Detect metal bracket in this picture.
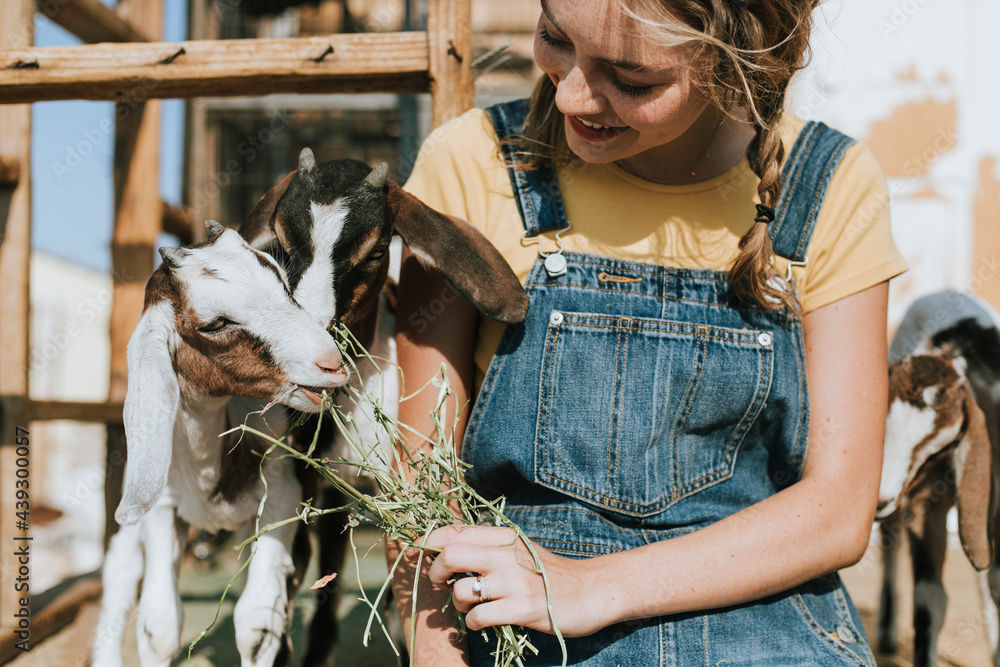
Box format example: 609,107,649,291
522,222,572,277
786,256,808,284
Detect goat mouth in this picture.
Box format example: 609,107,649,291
297,385,338,406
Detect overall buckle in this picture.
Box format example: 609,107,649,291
521,221,572,278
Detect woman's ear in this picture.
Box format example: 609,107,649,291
116,301,180,526
386,180,529,324
953,387,995,570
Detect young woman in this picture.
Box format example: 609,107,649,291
389,0,906,664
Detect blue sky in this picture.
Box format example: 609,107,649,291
31,2,188,273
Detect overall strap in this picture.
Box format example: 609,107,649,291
487,100,568,236
769,120,856,262
489,102,855,258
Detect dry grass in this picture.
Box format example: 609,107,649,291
194,324,566,667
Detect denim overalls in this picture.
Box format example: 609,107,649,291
461,100,876,666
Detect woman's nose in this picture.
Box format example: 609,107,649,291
553,64,604,116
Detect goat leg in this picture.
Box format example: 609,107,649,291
987,562,1000,665
136,503,188,667
234,464,301,667
91,524,145,667
908,466,953,667
277,521,313,665
303,484,352,667
878,510,904,654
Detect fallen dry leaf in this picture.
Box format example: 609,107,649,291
310,572,338,590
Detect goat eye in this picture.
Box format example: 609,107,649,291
369,246,389,261
198,317,233,333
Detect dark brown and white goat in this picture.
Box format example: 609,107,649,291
240,148,528,342
91,223,348,667
877,290,1000,666
239,148,528,665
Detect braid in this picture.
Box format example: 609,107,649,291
729,92,797,311
513,0,818,310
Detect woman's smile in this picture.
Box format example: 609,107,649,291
535,0,723,177
568,115,629,142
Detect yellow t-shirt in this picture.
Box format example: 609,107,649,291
404,107,907,381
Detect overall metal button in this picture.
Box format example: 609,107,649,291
549,311,564,326
758,332,773,347
835,624,856,643
544,253,568,277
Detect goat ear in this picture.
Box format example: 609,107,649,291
953,387,994,570
116,302,180,526
386,180,529,324
240,170,295,250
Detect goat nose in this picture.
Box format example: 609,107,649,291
316,349,346,376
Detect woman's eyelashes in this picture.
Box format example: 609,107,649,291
538,25,569,50
609,74,655,98
538,25,655,98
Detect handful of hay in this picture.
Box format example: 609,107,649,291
206,324,566,667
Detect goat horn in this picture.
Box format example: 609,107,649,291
365,161,389,189
205,220,225,240
298,147,317,174
158,247,185,269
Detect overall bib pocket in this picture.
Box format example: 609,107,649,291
535,310,774,517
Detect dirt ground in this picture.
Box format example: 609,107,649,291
10,529,996,666
841,535,993,667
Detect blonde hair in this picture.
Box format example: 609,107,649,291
511,0,820,311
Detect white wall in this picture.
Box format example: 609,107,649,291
28,252,111,591
789,0,1000,326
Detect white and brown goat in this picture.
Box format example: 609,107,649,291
238,148,528,665
91,223,349,667
877,290,1000,666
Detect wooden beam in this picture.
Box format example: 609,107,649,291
36,0,151,44
0,576,102,665
0,33,432,104
29,400,124,424
161,199,193,245
427,0,474,127
0,153,20,186
0,0,33,638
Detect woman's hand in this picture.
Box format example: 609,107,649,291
418,525,613,637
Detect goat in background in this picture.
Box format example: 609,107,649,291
877,290,1000,666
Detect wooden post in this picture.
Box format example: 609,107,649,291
183,0,210,241
104,0,163,549
161,200,194,245
0,0,33,640
427,0,474,127
0,154,20,186
35,0,151,44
